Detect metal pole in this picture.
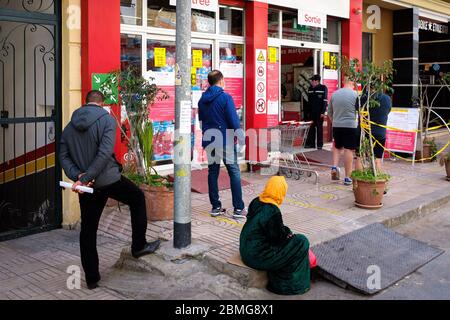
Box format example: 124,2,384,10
174,0,192,248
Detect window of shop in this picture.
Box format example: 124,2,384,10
282,11,321,43
120,1,245,166
362,32,373,64
323,18,341,45
146,0,216,33
121,34,142,73
219,7,244,36
121,0,143,25
268,9,281,38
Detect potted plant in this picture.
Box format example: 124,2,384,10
439,152,450,181
103,66,174,221
420,137,438,163
340,57,393,209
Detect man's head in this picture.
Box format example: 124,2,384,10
310,74,321,87
86,90,105,105
343,77,355,89
208,70,225,88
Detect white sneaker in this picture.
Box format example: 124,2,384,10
210,207,226,217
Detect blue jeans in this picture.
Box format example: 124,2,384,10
207,146,244,211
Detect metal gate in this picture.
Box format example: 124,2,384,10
0,0,61,240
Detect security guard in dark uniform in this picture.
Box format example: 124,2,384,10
304,74,328,149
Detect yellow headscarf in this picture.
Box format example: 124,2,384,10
259,176,288,207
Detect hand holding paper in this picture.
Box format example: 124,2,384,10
60,181,94,194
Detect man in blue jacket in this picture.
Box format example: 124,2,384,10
60,91,160,290
198,70,246,219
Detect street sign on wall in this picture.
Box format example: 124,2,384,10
91,73,118,105
255,49,267,115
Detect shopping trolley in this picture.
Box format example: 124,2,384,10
257,121,319,184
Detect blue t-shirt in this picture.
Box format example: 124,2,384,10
369,94,392,138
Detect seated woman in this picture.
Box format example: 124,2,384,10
239,176,311,295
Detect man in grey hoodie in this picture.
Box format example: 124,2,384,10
60,90,160,289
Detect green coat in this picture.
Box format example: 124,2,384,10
239,198,310,295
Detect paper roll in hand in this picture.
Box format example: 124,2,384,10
59,181,94,194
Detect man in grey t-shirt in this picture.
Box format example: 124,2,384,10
328,78,359,185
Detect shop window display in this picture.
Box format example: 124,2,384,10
147,0,216,33
145,40,213,163
120,0,143,25
121,34,142,74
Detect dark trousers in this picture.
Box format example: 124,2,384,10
78,176,147,284
206,146,244,211
306,117,324,148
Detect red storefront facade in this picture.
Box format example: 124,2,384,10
80,0,363,168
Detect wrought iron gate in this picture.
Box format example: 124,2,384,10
0,0,61,240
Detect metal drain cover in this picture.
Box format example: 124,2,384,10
312,223,444,294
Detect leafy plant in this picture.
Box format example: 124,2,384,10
438,151,450,166
340,57,394,182
103,66,169,186
423,137,438,161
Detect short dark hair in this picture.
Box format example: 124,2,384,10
208,70,224,86
86,90,105,104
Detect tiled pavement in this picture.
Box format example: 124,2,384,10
99,149,450,265
1,138,449,300
0,231,128,300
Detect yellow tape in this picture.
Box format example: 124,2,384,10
360,126,450,162
360,112,450,133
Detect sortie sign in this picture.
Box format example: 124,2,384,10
298,10,327,28
170,0,218,13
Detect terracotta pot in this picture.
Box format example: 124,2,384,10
416,144,432,163
140,184,174,221
353,178,387,209
446,161,450,179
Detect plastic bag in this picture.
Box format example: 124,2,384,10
309,249,317,269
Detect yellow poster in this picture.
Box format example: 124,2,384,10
154,48,166,67
236,45,243,58
269,47,277,63
323,51,330,67
191,67,197,86
192,50,203,68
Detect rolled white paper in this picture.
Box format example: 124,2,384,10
59,181,94,194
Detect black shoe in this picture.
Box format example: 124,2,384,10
86,275,100,290
132,240,161,259
87,282,99,290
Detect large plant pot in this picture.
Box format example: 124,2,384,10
416,144,432,163
140,184,174,221
445,161,450,181
353,179,387,210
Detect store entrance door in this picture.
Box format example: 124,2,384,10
280,46,316,122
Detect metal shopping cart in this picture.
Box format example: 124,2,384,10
257,121,319,184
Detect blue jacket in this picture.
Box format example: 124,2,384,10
198,86,243,148
368,93,392,138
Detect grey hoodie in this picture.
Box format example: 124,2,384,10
60,104,122,189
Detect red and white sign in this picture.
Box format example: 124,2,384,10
385,108,420,154
255,49,267,115
170,0,218,12
298,10,327,28
220,62,244,109
267,55,280,127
